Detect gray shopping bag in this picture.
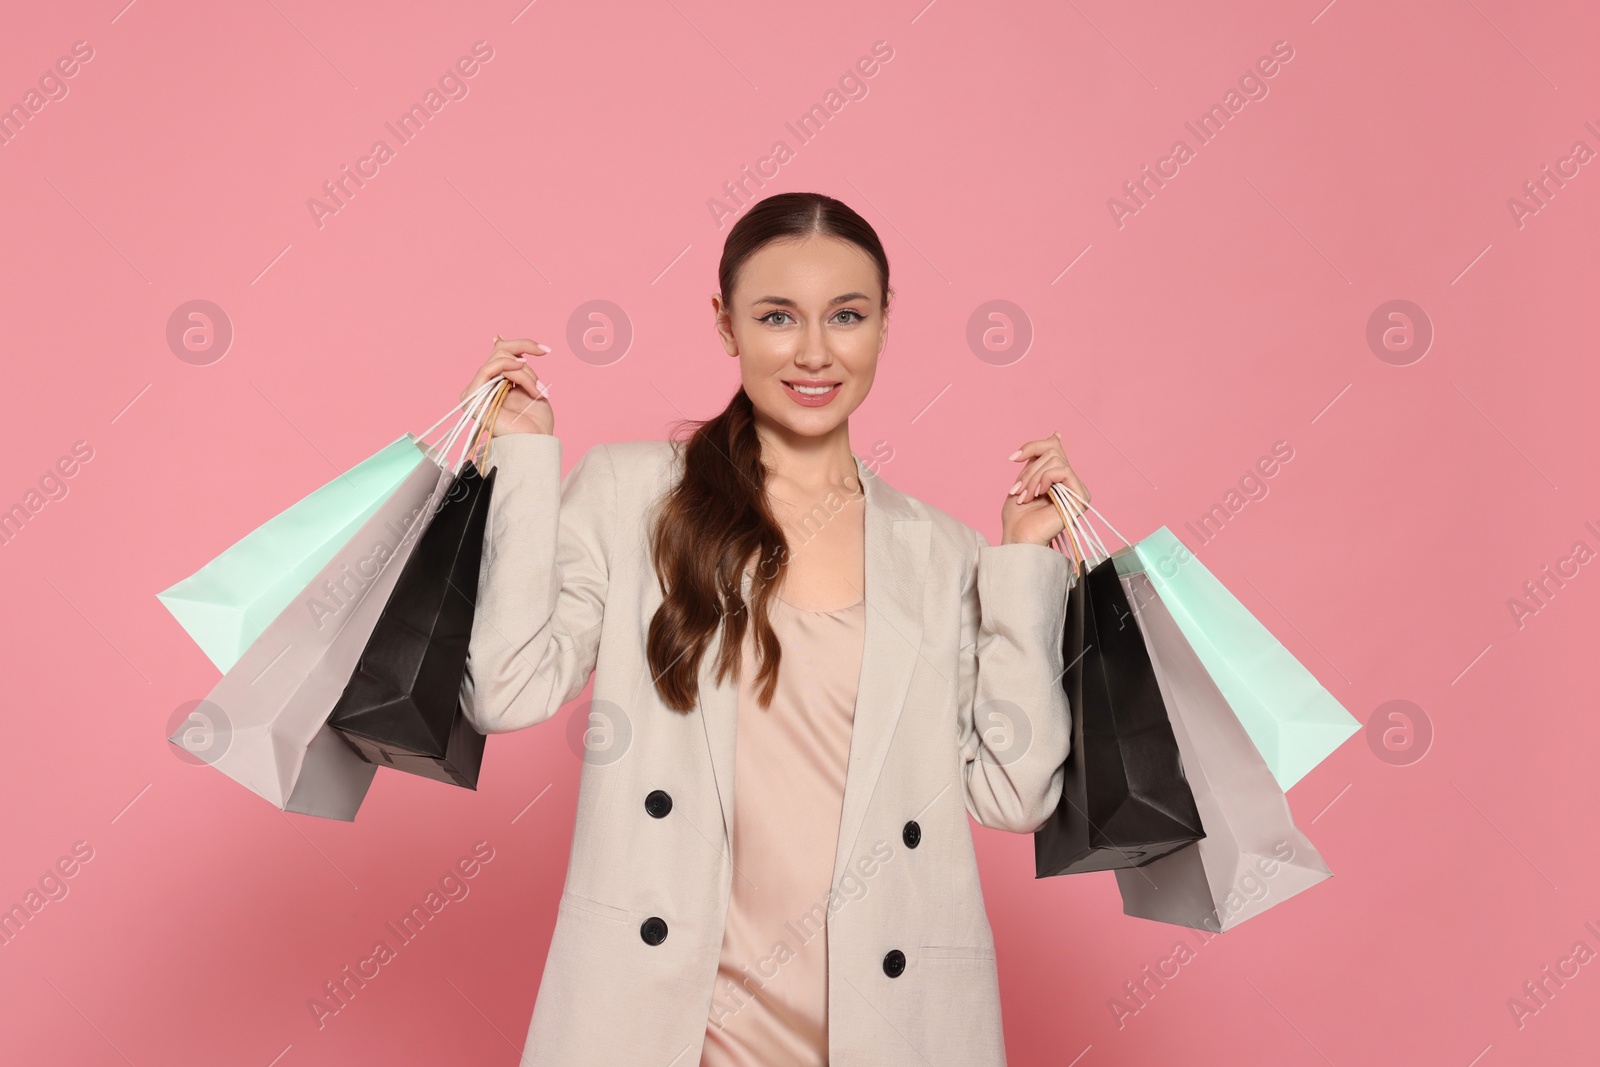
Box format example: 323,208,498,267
1112,568,1332,932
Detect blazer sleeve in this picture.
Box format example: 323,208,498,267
956,527,1075,833
458,433,615,734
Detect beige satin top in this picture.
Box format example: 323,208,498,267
700,592,866,1067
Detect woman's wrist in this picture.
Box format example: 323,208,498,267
999,527,1054,547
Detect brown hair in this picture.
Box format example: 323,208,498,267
646,192,891,711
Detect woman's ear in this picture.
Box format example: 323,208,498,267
711,293,739,356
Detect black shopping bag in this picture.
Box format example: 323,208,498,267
327,459,498,788
1034,552,1205,876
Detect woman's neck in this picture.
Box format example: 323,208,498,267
752,413,860,495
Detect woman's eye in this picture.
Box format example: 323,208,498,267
759,309,865,326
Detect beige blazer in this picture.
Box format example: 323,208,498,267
459,431,1074,1066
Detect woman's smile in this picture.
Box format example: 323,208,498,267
782,378,843,406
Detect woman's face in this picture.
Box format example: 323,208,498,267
713,234,888,440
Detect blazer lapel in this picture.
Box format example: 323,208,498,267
694,453,930,885
832,454,928,885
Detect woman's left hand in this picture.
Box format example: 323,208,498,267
1000,432,1091,547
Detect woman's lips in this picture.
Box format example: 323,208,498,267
782,380,842,408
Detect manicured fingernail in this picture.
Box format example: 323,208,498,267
1008,449,1022,461
534,344,551,353
1009,480,1022,494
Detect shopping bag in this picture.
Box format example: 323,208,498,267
1033,509,1206,876
1048,485,1357,790
327,397,502,788
166,380,507,819
157,435,428,673
1112,567,1332,931
1131,526,1359,791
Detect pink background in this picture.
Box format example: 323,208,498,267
2,0,1596,1063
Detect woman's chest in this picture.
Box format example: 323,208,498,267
774,495,866,611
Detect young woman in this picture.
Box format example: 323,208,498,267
457,192,1091,1067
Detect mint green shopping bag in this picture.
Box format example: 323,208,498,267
158,436,428,673
1051,485,1360,792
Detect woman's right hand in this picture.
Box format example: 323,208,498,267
461,336,555,436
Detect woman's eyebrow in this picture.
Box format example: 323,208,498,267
752,292,872,308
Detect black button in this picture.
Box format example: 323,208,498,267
640,916,668,945
902,820,921,848
645,789,673,818
882,949,906,978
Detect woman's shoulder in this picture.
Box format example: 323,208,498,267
576,438,682,505
585,438,679,482
867,470,982,561
592,437,679,468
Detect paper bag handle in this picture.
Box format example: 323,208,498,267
465,380,513,471
1047,490,1088,577
1049,482,1125,566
